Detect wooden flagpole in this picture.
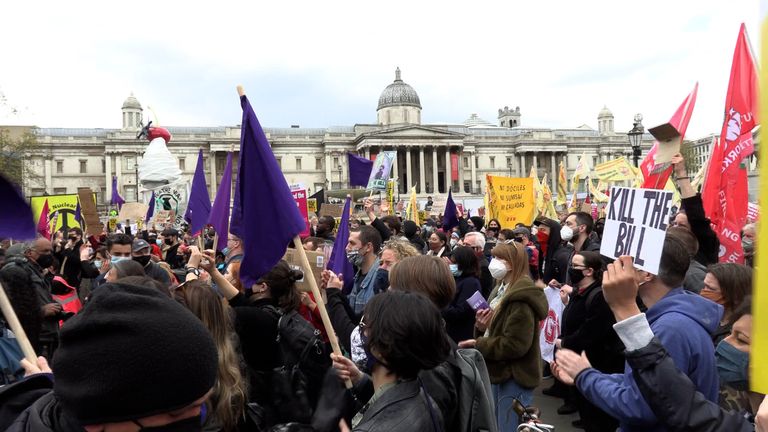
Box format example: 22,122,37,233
0,281,37,364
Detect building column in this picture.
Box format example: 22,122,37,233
458,151,464,192
419,147,426,194
550,152,557,191
445,147,452,192
470,152,477,193
519,152,526,176
104,153,112,202
432,147,439,193
532,152,538,175
325,153,332,186
392,149,399,185
364,148,370,159
209,151,217,197
44,157,53,195
511,151,519,177
115,153,123,197
405,148,412,189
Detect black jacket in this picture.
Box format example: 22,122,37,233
627,337,753,432
3,257,57,345
353,378,444,432
324,288,360,354
370,218,392,242
54,240,99,289
6,391,83,432
560,281,624,373
681,194,720,266
142,261,171,286
443,275,479,343
542,243,572,284
478,256,494,299
161,242,185,269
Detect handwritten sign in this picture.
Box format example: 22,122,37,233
600,187,674,274
486,175,535,227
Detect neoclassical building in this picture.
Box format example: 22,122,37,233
20,69,661,205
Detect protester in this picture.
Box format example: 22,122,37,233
511,227,540,280
173,280,247,431
497,229,516,242
132,238,171,286
381,215,402,238
463,231,494,299
458,242,548,431
363,198,393,242
427,231,451,258
120,275,170,297
535,218,572,285
147,230,163,259
53,227,99,290
221,234,244,293
379,238,420,272
487,218,501,232
346,226,388,316
469,216,485,233
552,232,722,432
444,246,482,343
303,236,324,251
563,212,601,254
160,227,185,269
557,250,624,432
0,282,218,432
330,291,451,431
0,263,42,354
105,259,145,283
667,226,707,293
741,223,755,268
402,220,426,252
701,262,752,344
313,215,336,243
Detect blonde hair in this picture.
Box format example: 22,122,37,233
491,242,529,290
382,238,420,263
174,281,246,431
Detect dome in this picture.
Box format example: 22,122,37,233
377,68,422,110
598,105,613,118
122,93,142,110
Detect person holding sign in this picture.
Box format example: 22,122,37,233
553,232,723,432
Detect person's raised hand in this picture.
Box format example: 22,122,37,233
364,198,375,215
458,339,476,349
554,349,592,385
671,152,687,178
20,356,52,377
198,250,216,273
603,255,642,321
79,243,92,261
331,353,362,385
187,246,202,268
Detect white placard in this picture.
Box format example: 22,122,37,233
600,187,674,275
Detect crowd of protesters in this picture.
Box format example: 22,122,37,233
0,152,765,432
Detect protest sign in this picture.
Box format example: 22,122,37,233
594,157,635,182
31,193,94,233
283,248,325,293
366,151,396,191
307,198,318,214
486,175,535,227
118,202,149,223
600,186,674,274
291,188,310,237
319,203,344,218
77,188,102,236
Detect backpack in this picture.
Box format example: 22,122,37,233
262,306,331,424
0,326,24,385
454,348,498,432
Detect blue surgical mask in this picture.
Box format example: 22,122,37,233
222,247,231,257
110,256,130,265
449,264,462,277
716,340,750,391
155,239,163,246
93,260,102,269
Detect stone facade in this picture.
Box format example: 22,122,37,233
19,69,669,205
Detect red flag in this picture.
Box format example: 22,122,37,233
641,83,699,189
37,199,51,240
702,23,759,264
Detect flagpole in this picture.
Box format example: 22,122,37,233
292,236,353,389
0,281,37,364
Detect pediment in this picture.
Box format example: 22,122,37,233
359,125,465,140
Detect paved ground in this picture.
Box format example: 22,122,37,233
529,377,581,431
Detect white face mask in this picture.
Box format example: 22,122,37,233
488,258,509,280
560,226,574,242
450,239,458,248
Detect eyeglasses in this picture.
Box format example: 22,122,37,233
571,265,587,270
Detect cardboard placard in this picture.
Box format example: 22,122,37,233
319,204,344,218
283,248,325,293
77,188,103,236
600,187,674,274
118,202,149,223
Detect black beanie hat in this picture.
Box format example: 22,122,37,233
53,282,218,425
469,216,485,231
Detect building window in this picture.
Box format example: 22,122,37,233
56,160,63,174
464,181,471,193
463,156,469,167
506,156,512,168
102,159,106,173
179,158,186,171
475,157,479,169
203,157,209,170
333,157,339,168
124,185,137,202
276,157,282,170
31,188,45,196
54,187,66,195
124,155,136,171
79,160,87,174
490,156,495,169
315,157,322,170
295,157,302,171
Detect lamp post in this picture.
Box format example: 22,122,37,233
628,113,645,168
337,165,343,190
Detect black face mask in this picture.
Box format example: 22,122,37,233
68,235,79,241
36,253,54,268
133,255,151,267
164,238,174,246
133,415,202,431
568,267,586,285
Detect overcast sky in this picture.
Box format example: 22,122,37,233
0,0,759,139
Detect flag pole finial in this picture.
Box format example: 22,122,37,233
236,85,245,97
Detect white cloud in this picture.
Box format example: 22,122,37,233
0,0,759,139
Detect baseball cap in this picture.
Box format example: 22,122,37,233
132,239,151,253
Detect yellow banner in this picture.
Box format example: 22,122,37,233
752,10,768,394
557,161,568,205
307,198,318,214
572,152,590,186
386,180,395,216
531,167,544,217
595,157,635,182
541,179,558,219
486,175,535,227
30,194,94,234
588,177,610,203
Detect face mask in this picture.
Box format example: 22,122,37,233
68,235,79,241
488,258,509,280
133,415,202,431
133,255,151,267
568,267,586,285
216,263,226,271
715,340,750,391
154,239,162,246
701,289,725,305
450,239,458,248
36,253,54,268
164,238,174,246
221,247,231,257
111,256,130,265
93,260,102,269
560,226,574,242
346,249,363,267
449,264,462,277
742,238,754,255
360,332,388,374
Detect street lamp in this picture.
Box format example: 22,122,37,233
628,113,644,167
337,165,343,189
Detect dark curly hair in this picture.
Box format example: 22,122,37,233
256,260,303,312
363,291,450,379
0,264,42,352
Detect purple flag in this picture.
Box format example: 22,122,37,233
74,200,81,222
235,95,306,286
347,153,373,187
230,154,243,237
0,174,35,240
184,149,211,235
207,152,233,247
327,197,354,294
442,189,459,232
110,176,125,209
145,191,155,222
